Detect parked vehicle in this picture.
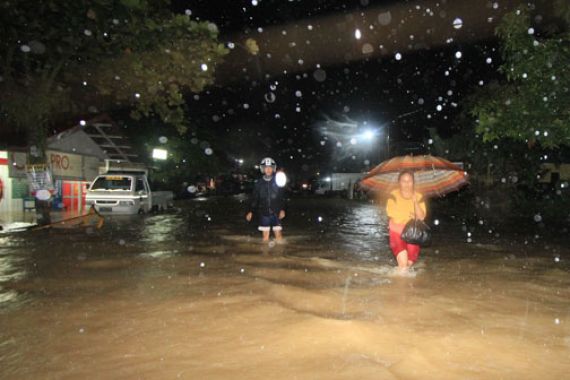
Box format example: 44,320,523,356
314,173,364,195
86,161,173,214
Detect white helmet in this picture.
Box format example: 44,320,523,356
259,157,276,173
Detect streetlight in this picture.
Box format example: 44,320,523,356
360,129,377,142
152,148,168,160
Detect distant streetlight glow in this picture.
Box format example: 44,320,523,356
152,148,168,160
361,129,377,141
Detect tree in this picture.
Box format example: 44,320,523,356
469,5,570,148
0,0,227,159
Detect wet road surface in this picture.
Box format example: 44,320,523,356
1,196,569,379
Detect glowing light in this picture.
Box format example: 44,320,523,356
201,63,208,71
364,130,376,140
152,148,168,160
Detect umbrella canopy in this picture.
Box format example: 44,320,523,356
361,155,468,197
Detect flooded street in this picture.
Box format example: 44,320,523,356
1,196,569,379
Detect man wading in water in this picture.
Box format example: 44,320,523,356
245,157,287,242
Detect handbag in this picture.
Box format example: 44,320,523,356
401,194,431,246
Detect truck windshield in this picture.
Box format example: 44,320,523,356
90,176,132,191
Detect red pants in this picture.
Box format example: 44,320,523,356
389,228,421,263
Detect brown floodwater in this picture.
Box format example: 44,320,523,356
1,196,569,379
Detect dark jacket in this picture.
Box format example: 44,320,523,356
248,176,287,216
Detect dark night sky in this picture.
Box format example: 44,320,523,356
167,0,543,177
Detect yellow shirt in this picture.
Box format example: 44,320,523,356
386,190,427,232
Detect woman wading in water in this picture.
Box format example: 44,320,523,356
386,171,427,272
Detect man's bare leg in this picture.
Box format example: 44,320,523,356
274,229,283,241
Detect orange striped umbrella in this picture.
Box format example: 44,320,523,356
361,155,468,197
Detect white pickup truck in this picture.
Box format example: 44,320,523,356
86,162,173,215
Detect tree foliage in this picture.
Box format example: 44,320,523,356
469,5,570,148
0,0,227,155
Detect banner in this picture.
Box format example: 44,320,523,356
26,164,56,197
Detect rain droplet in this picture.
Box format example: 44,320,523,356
452,18,463,29
354,29,362,40
434,219,440,225
187,185,197,193
378,11,392,26
185,9,192,16
264,92,276,103
486,57,492,64
158,136,168,143
533,214,542,223
201,63,208,71
295,90,302,97
200,262,206,268
313,69,327,82
361,43,374,54
394,52,402,60
528,27,535,35
455,51,462,59
20,44,31,53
